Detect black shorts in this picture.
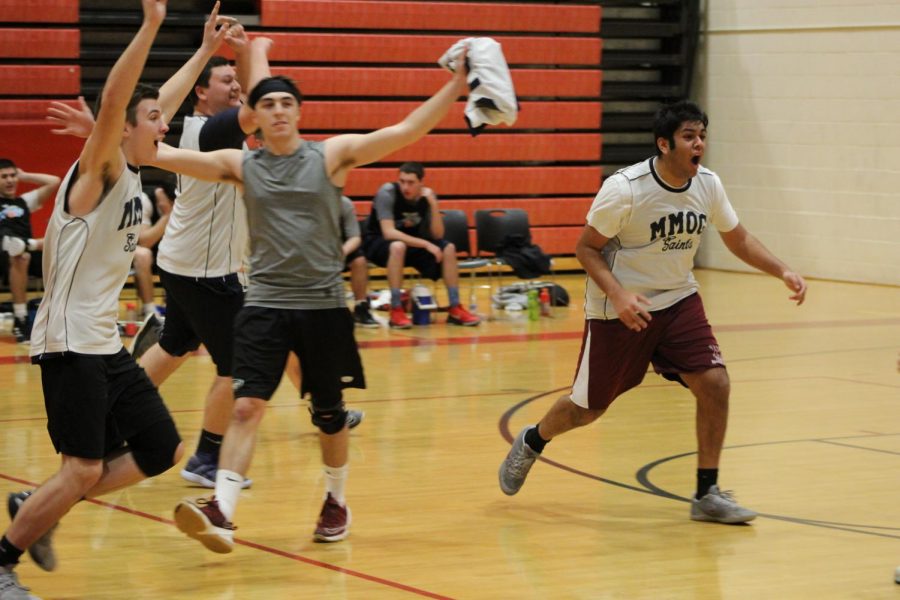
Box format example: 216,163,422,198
363,237,449,281
343,248,364,272
157,269,244,377
37,349,178,459
232,306,365,408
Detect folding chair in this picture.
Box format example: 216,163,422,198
440,209,489,310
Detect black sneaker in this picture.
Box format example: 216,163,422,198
12,317,28,344
353,301,379,328
8,491,57,572
130,313,162,359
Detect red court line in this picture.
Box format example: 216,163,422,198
0,472,455,599
2,316,899,365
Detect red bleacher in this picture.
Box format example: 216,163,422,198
222,33,601,66
273,67,602,98
0,0,78,23
0,0,605,257
298,101,602,131
261,0,601,33
0,29,79,59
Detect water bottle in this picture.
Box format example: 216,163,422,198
527,289,539,321
539,287,551,317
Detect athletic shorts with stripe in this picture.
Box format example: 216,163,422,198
570,293,725,410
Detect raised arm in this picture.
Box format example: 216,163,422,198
16,169,61,209
157,1,235,124
151,143,243,187
71,0,166,217
324,48,468,186
719,223,807,304
236,36,274,134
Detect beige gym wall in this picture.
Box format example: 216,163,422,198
693,1,900,285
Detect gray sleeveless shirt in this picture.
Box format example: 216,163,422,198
241,140,345,309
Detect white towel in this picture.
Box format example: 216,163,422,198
439,37,519,136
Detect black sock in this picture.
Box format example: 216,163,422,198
523,425,549,454
696,468,719,499
0,535,24,567
196,430,224,457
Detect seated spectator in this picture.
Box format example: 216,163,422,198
363,162,480,329
0,159,60,342
341,196,378,327
132,182,175,321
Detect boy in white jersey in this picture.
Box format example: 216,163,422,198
499,101,808,524
0,3,239,597
150,52,470,551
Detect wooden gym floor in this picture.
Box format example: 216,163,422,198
1,269,898,599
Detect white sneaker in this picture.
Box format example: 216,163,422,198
690,485,757,524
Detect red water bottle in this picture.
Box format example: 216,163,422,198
539,287,551,316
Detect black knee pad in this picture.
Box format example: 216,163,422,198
127,418,182,477
310,406,348,435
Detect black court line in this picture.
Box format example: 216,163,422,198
499,388,900,540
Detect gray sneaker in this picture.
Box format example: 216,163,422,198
0,566,37,600
346,409,365,430
130,313,162,359
690,485,757,524
498,426,540,496
7,492,57,572
180,454,252,489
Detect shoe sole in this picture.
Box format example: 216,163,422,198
690,512,757,524
389,323,412,329
180,468,253,489
174,502,234,554
447,318,480,326
313,507,352,543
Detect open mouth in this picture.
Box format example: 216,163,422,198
691,155,701,165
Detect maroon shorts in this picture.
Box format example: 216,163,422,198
570,293,725,410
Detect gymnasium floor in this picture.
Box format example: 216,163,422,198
1,269,898,599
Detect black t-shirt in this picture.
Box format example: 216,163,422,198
368,182,432,240
0,196,33,239
198,106,246,151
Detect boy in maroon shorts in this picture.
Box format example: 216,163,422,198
498,101,807,523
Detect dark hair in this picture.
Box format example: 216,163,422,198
0,158,16,171
94,83,160,126
189,56,231,106
652,100,708,156
247,75,303,109
398,161,425,180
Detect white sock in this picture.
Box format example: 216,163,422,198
324,463,349,505
215,469,244,522
12,304,26,320
26,238,37,252
142,303,157,317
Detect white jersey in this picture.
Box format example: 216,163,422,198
585,157,739,320
30,162,144,356
157,114,247,278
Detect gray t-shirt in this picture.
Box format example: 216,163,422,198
340,196,360,241
241,140,345,309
